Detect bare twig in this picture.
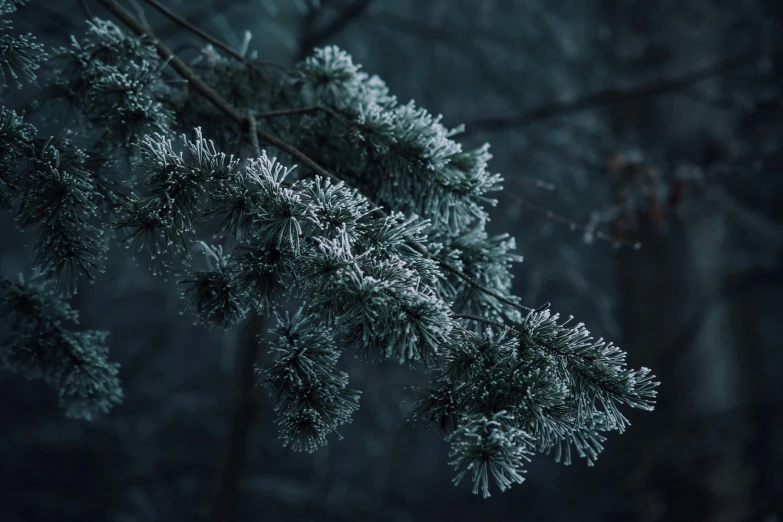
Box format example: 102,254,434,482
127,0,151,29
247,111,261,158
255,105,352,129
79,0,93,19
461,48,782,135
141,0,247,63
505,176,556,192
141,0,290,76
453,313,521,334
503,190,641,249
157,0,250,40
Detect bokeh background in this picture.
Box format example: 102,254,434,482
1,1,782,521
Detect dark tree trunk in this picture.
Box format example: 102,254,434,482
207,312,265,522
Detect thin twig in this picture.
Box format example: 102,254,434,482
79,0,94,19
461,47,782,135
247,111,261,157
255,105,352,129
504,190,641,249
141,0,290,74
505,176,556,192
453,313,521,334
127,0,151,28
141,0,247,62
404,238,532,313
157,0,249,40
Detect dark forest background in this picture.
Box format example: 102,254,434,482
1,0,782,521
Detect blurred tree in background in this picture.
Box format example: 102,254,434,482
0,1,780,521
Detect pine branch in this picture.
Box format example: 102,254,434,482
90,1,496,509
95,0,533,316
0,0,661,501
95,0,339,183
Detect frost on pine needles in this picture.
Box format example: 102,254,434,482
0,6,659,500
410,308,658,496
260,308,360,453
0,274,122,420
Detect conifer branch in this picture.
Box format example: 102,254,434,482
0,0,660,502
95,0,533,314
408,239,532,313
96,0,339,182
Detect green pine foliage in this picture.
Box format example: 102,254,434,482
410,307,657,496
0,274,122,420
0,0,659,498
0,0,44,87
261,307,361,453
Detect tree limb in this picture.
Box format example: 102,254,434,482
461,48,781,136
97,0,341,183
207,312,265,522
94,0,531,322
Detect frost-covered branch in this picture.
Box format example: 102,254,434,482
0,0,659,501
